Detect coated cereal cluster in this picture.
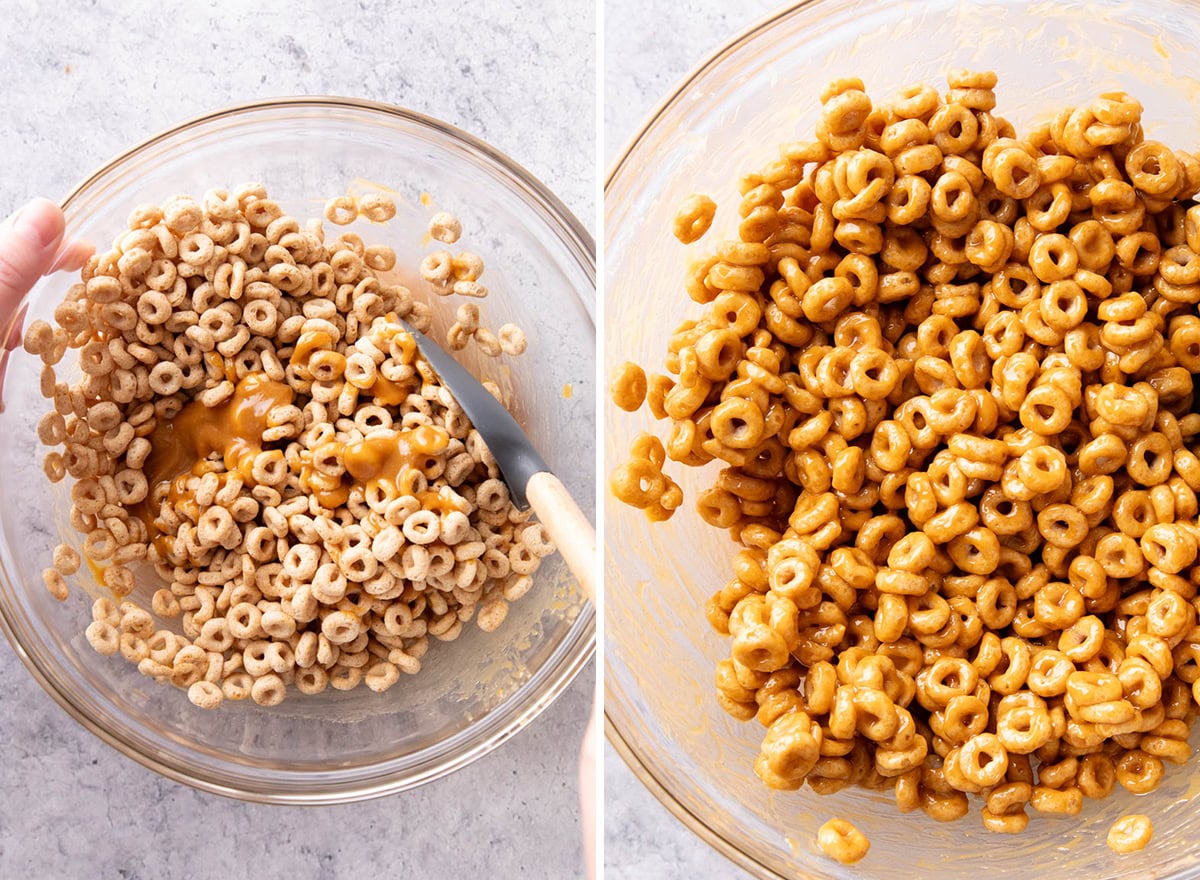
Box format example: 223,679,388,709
612,71,1200,857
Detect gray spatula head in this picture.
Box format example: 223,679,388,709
396,317,547,509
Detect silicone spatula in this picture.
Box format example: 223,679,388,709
396,317,595,602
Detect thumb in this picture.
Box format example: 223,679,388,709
0,199,66,315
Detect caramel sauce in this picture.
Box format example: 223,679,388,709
369,375,408,405
297,454,353,509
385,319,418,358
152,533,175,557
85,555,107,585
205,352,238,383
418,486,469,514
344,424,448,479
134,323,457,544
134,373,295,534
290,329,334,367
142,374,295,490
295,425,451,511
361,317,417,403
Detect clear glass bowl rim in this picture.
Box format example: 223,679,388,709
0,94,596,804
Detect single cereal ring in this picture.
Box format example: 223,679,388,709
816,818,870,864
429,211,462,244
497,323,527,356
324,196,358,226
1107,814,1152,853
673,194,718,244
188,680,224,710
358,193,396,223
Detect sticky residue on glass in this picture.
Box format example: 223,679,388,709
84,554,108,598
348,177,402,197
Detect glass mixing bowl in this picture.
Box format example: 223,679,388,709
0,98,594,803
605,1,1200,876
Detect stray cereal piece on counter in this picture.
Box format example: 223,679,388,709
1108,814,1153,853
429,211,462,244
358,192,397,223
324,196,358,226
672,194,717,244
816,818,870,865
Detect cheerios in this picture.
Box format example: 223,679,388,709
32,184,556,710
613,72,1200,847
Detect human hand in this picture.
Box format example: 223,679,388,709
0,199,93,394
0,199,92,313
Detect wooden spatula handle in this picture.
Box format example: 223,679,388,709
525,471,596,603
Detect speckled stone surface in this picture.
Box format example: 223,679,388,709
603,2,783,878
0,2,593,878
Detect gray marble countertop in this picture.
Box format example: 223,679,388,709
0,2,593,878
603,2,784,878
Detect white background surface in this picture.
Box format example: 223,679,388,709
0,1,593,878
603,1,782,878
